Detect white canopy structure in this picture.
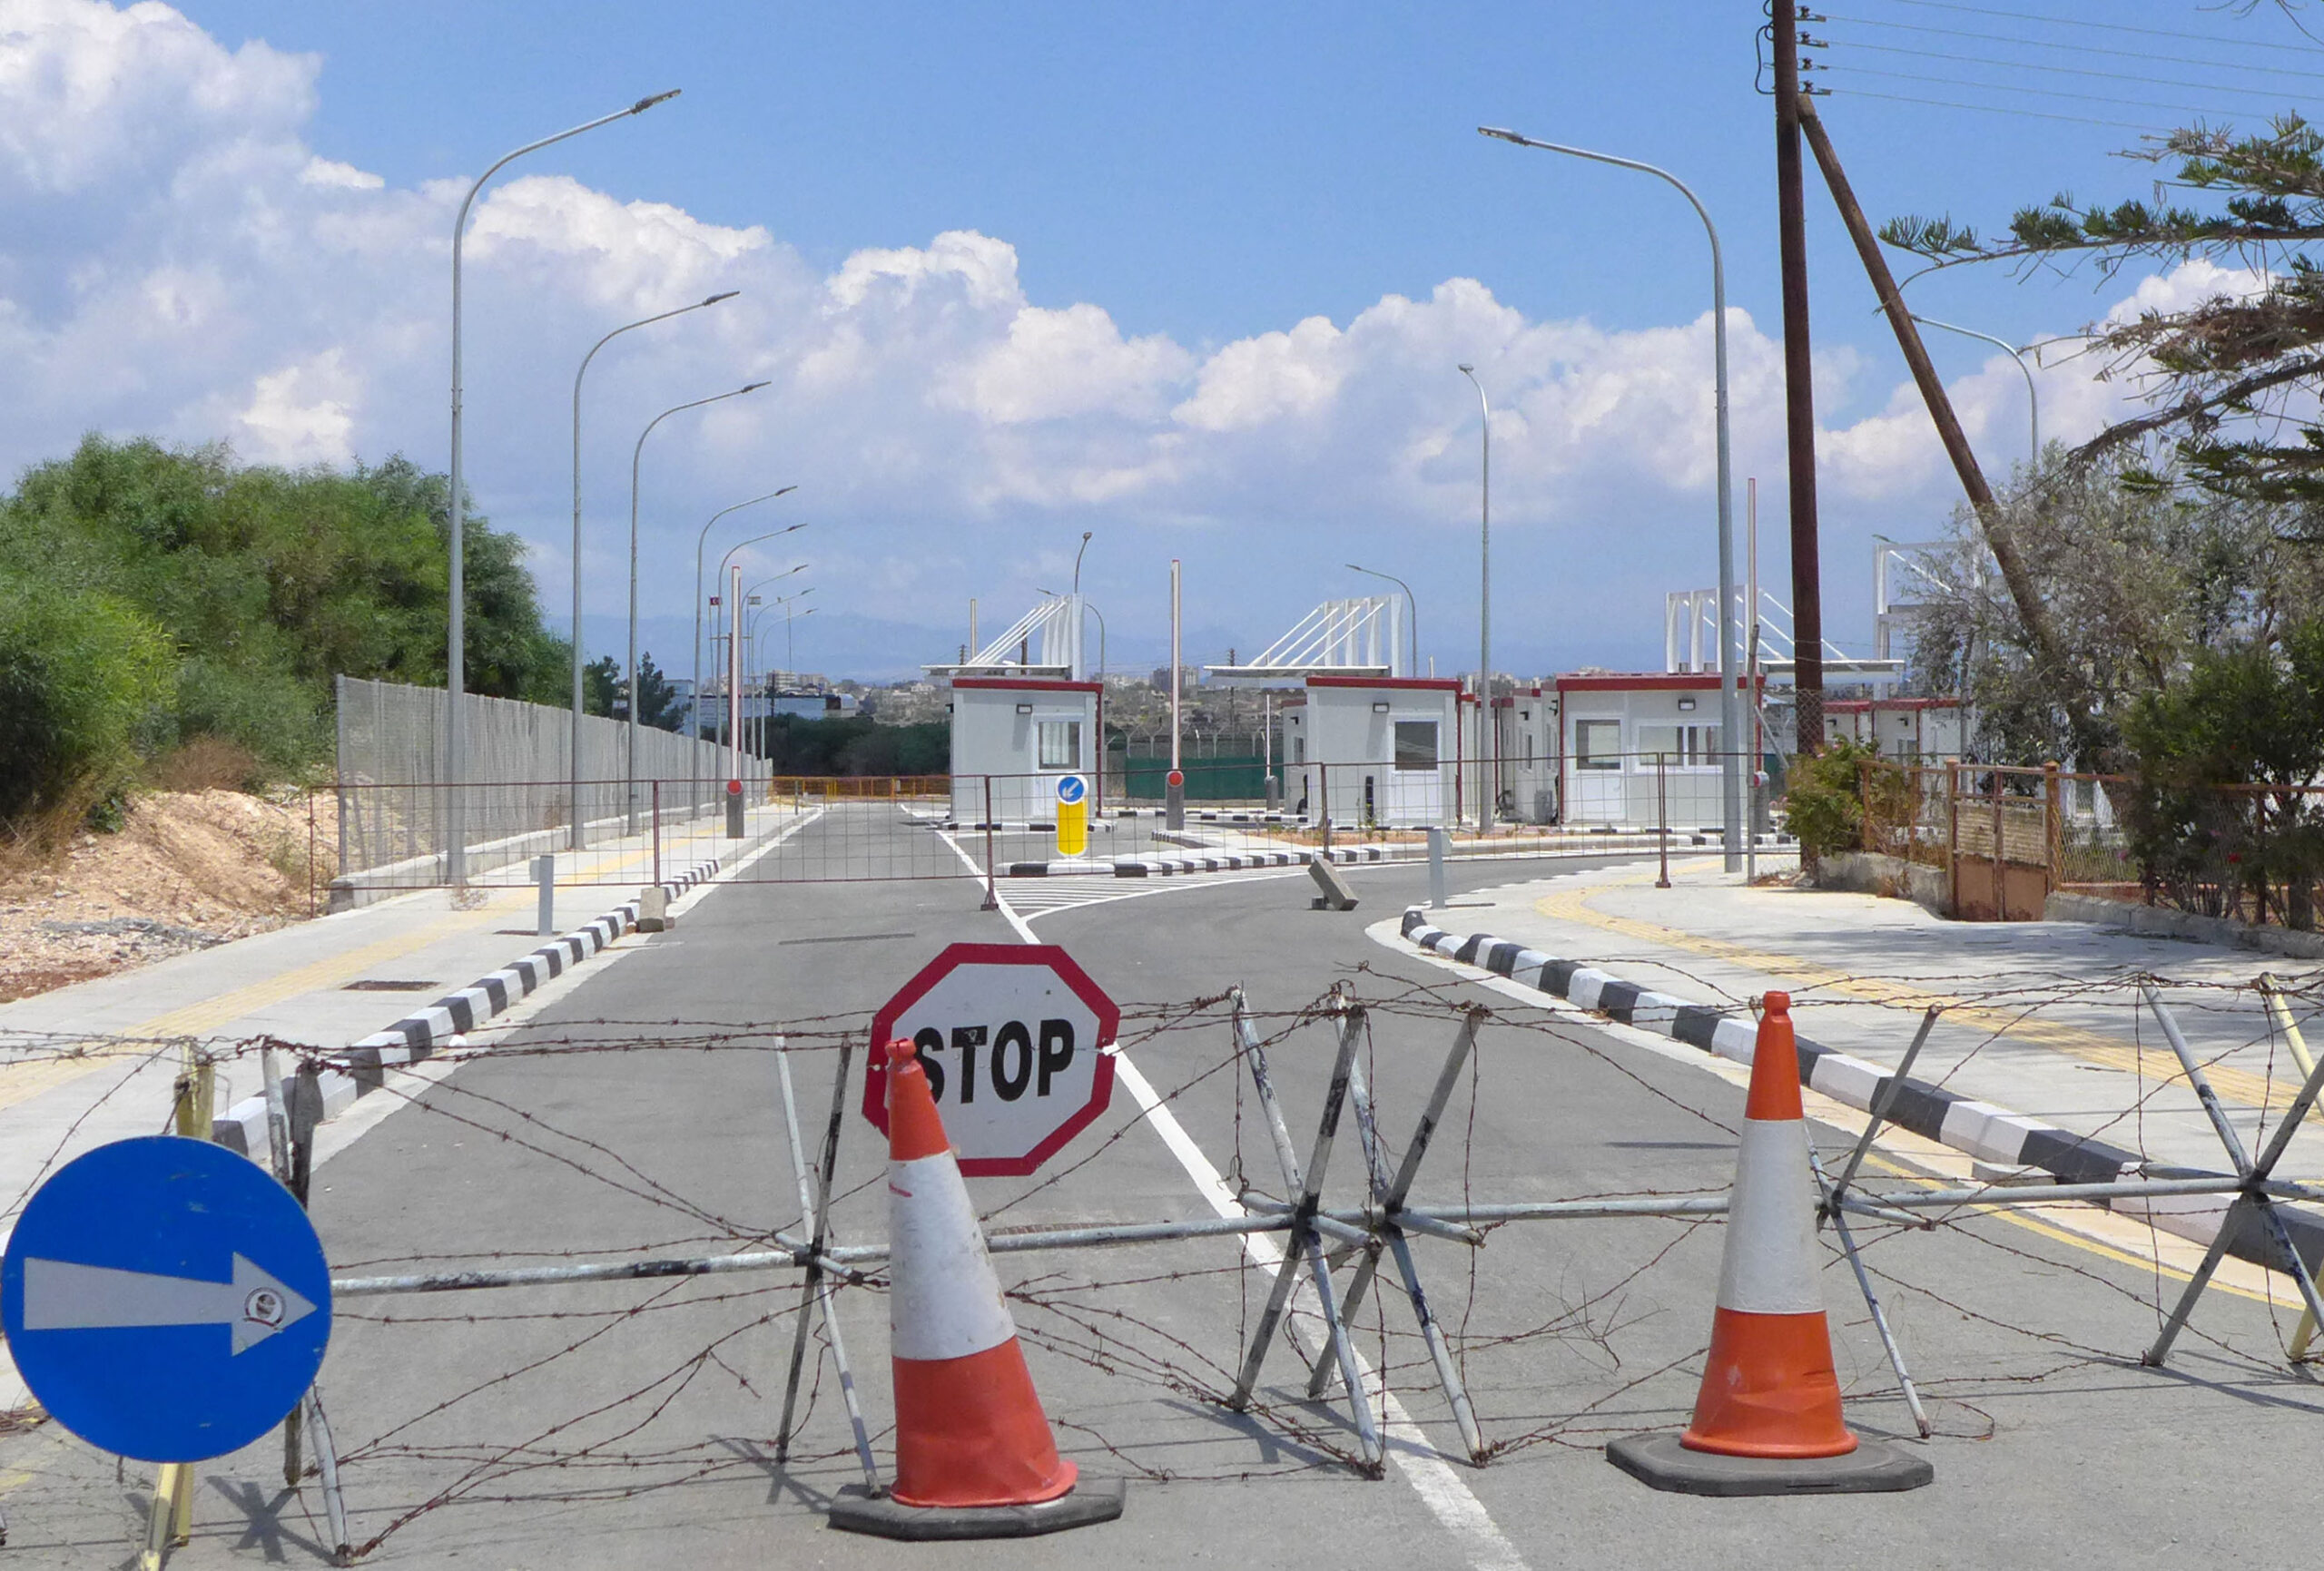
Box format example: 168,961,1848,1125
1665,586,1902,690
925,594,1088,682
1203,596,1404,687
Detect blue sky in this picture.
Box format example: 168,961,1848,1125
11,1,2319,679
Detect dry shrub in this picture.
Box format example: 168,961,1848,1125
150,736,266,794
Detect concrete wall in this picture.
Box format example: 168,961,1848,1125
2045,890,2324,960
1814,850,1949,917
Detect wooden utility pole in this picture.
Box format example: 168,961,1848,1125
1796,98,2101,766
1773,1,1825,760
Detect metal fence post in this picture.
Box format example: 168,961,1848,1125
1991,767,2006,920
982,778,1000,911
1427,826,1448,909
1319,762,1333,852
2043,760,2063,894
1656,753,1671,889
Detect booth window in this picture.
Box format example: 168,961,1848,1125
1037,719,1082,771
1393,720,1438,769
1634,723,1722,766
1576,720,1622,771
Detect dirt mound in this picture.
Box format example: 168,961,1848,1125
0,790,337,1004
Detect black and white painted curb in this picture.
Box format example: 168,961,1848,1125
1007,846,1395,879
1397,906,2324,1274
210,857,728,1159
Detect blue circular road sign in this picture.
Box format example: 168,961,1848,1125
2,1136,330,1462
1056,773,1088,806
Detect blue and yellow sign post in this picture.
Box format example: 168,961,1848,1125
1055,773,1088,858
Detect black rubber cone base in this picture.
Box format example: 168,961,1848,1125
828,1478,1127,1539
1606,1433,1933,1497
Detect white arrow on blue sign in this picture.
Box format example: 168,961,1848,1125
1056,773,1088,805
2,1135,331,1462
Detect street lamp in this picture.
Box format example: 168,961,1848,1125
1909,315,2039,465
1345,563,1419,677
446,88,679,881
569,290,740,849
1481,125,1743,871
693,496,799,800
1457,363,1492,836
626,380,770,830
1073,530,1093,594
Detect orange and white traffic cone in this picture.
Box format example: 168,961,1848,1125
1607,994,1932,1495
1680,989,1854,1458
830,1039,1125,1538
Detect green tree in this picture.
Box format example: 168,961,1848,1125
581,656,622,719
1904,454,2319,768
2122,620,2324,927
635,653,684,732
0,575,176,825
0,436,573,804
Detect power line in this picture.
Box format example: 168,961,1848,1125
1827,86,2175,136
1829,64,2268,124
1876,0,2324,55
1826,12,2324,83
1829,42,2324,107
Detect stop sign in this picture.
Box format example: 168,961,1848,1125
862,943,1120,1176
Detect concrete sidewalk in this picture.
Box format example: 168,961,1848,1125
1394,854,2324,1184
0,800,809,1231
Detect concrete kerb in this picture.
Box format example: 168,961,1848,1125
1393,905,2324,1279
210,854,733,1159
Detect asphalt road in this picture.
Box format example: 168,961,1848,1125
0,812,2314,1568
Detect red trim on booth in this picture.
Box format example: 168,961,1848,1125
1305,674,1463,692
949,676,1102,693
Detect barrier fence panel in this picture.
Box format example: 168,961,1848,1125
325,750,1804,897
40,968,2324,1559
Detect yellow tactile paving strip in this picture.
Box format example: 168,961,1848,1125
1535,863,2304,1114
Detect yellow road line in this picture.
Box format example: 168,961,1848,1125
1536,866,2304,1113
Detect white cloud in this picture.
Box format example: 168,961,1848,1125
0,0,2230,672
235,348,357,466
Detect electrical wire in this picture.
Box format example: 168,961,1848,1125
1826,12,2324,83
1830,39,2324,104
1827,64,2267,124
1825,86,2176,135
1873,0,2324,55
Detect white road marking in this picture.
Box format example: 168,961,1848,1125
987,879,1531,1571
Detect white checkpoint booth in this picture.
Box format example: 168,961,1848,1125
947,676,1101,823
1554,672,1735,831
1278,676,1462,828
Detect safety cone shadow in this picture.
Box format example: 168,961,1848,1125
828,1039,1127,1539
1607,994,1934,1497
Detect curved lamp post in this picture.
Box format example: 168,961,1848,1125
1457,364,1492,836
693,496,799,800
1481,125,1742,869
625,381,769,828
1345,563,1419,678
1910,315,2038,464
567,290,739,848
448,88,679,881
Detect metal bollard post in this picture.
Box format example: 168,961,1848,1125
534,854,555,938
1428,826,1448,908
1656,753,1671,889
981,778,1000,912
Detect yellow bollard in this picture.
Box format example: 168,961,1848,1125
143,1047,216,1566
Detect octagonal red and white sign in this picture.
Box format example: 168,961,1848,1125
862,942,1120,1177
